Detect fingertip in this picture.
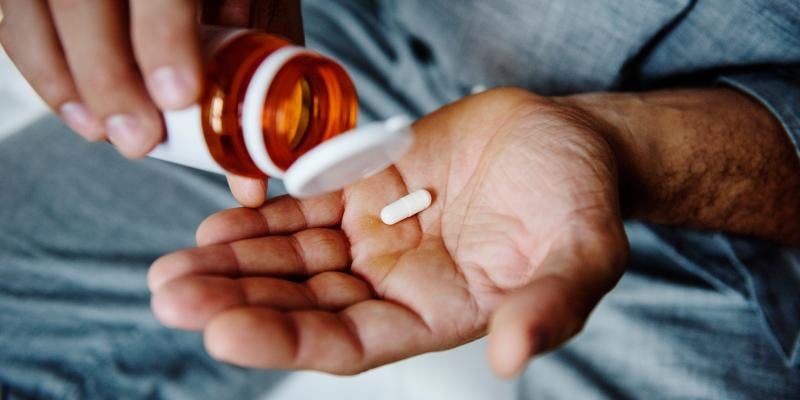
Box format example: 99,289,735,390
487,272,597,379
227,175,267,208
146,258,163,292
60,101,105,141
151,286,187,329
146,65,201,111
147,255,172,293
487,306,539,379
147,251,193,292
130,0,203,111
151,277,243,331
203,317,229,362
105,112,163,158
195,211,236,246
195,214,218,247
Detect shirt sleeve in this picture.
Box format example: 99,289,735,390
719,67,800,157
717,67,800,367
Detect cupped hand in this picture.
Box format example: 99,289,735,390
148,88,629,377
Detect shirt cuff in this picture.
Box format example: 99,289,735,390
718,68,800,158
718,68,800,367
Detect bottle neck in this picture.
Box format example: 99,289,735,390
240,46,317,178
157,31,358,180
200,32,292,178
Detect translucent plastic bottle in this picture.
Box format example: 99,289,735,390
151,29,412,198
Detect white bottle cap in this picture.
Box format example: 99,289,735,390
283,116,414,198
240,45,416,198
157,44,415,198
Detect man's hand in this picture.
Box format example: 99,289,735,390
148,88,629,377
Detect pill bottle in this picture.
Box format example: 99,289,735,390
151,28,413,198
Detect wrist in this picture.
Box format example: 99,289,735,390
556,89,800,244
553,92,656,220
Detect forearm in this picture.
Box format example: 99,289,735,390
562,88,800,246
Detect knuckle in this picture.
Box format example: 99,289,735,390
131,1,198,62
83,68,126,93
136,18,193,50
133,24,198,72
79,68,137,106
22,68,74,106
159,251,197,274
35,79,72,106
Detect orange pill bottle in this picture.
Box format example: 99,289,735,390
151,29,412,198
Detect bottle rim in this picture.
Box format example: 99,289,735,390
241,45,315,178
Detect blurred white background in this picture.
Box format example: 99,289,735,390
0,47,48,140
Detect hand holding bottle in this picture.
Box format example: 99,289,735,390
0,0,302,203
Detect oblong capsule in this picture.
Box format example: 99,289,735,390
380,189,432,225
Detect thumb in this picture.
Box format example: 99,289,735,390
487,249,624,378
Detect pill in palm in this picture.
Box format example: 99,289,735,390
380,189,432,225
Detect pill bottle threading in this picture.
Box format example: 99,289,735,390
199,32,358,178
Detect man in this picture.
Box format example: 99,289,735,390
0,0,798,398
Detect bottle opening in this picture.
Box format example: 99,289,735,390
262,55,358,170
200,33,293,179
277,76,312,151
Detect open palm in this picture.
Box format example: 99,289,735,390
148,89,629,377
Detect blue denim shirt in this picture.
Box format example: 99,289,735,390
370,0,800,366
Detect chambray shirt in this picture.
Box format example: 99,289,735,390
349,0,800,366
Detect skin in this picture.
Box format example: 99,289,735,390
148,88,629,377
3,0,799,380
0,0,298,204
148,87,800,377
566,89,800,245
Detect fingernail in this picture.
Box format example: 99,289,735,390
147,66,195,110
106,114,149,157
60,102,103,141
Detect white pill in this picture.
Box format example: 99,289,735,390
380,189,432,225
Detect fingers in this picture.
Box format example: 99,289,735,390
130,0,201,110
204,300,432,373
196,191,344,246
0,0,102,140
200,0,251,26
48,0,162,158
3,0,204,154
487,246,624,379
152,272,372,330
247,0,304,44
200,0,305,44
149,228,351,291
226,174,268,208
